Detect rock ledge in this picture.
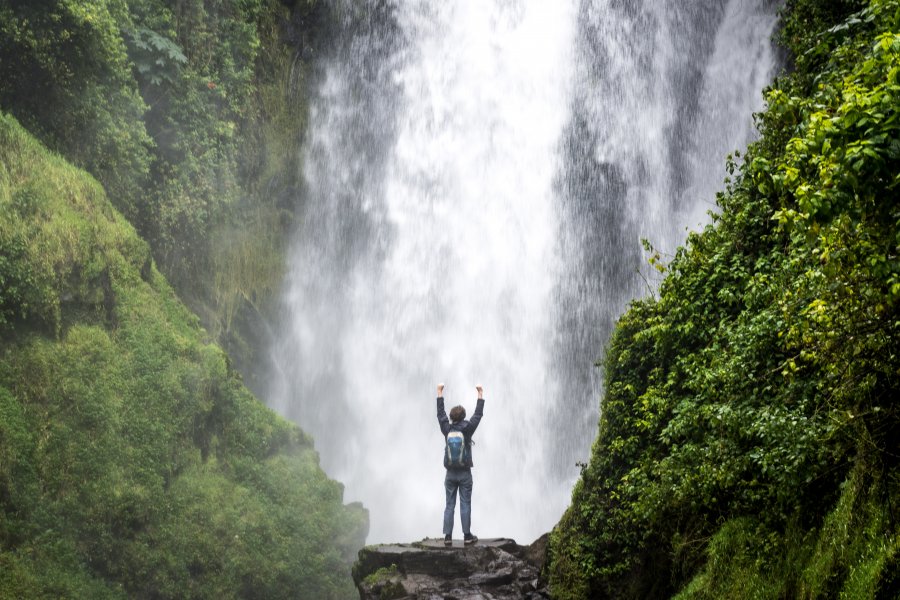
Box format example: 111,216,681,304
352,536,550,599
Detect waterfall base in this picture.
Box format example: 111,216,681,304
352,536,550,599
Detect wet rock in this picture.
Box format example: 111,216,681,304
352,537,550,599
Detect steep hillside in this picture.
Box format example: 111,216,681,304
0,0,328,386
549,0,899,598
0,113,366,598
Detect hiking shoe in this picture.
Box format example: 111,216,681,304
443,534,452,546
464,533,478,545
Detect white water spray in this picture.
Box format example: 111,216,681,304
269,0,778,544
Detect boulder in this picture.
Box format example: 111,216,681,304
352,537,550,600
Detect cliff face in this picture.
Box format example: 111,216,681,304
352,536,550,600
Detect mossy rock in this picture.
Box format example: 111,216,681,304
359,564,405,599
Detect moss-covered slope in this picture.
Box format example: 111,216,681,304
0,0,326,387
549,1,900,598
0,113,366,598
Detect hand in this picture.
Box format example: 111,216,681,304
475,385,483,399
437,383,444,396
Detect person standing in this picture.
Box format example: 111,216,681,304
436,383,484,546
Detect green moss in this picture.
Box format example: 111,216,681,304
676,464,899,600
673,518,786,600
0,113,366,598
362,564,400,586
361,565,405,600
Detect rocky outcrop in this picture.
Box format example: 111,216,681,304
352,536,550,600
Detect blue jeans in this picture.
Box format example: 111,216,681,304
443,468,473,536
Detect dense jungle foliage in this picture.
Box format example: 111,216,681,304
0,114,366,598
549,0,900,598
0,0,368,597
0,0,325,385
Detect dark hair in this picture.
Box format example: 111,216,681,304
449,405,466,423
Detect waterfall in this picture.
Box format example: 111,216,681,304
268,0,779,544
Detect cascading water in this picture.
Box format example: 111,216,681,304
268,0,779,544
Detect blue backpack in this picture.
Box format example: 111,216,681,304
445,430,467,467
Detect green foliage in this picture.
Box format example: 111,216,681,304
125,25,188,86
672,518,790,600
675,463,899,600
121,0,313,368
0,114,366,598
0,0,153,223
549,1,900,598
0,0,320,381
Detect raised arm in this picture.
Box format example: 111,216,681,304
463,385,485,435
436,383,450,435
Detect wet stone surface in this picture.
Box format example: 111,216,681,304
352,536,550,600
